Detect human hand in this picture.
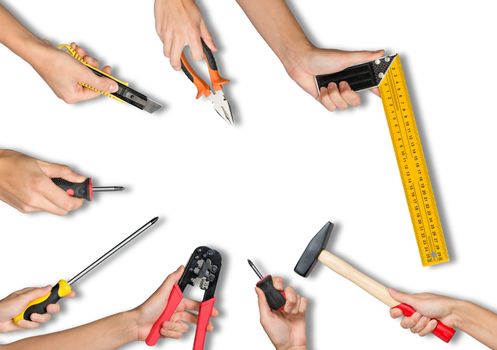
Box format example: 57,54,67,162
154,0,216,70
256,277,307,350
0,285,75,333
389,289,459,337
0,149,85,215
134,266,219,341
28,41,118,104
285,47,384,111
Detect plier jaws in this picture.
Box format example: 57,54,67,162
181,40,233,124
146,246,222,349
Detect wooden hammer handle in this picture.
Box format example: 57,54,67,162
318,250,397,307
317,250,456,343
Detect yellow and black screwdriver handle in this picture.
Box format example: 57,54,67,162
13,280,72,324
180,39,229,99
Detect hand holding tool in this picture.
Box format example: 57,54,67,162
58,44,162,113
13,217,159,324
180,40,233,124
316,55,449,266
248,259,286,311
146,246,222,349
52,177,124,201
294,222,456,343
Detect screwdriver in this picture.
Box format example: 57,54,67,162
13,217,159,324
52,177,125,201
248,259,286,311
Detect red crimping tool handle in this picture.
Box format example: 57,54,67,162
146,284,183,346
193,297,216,350
395,303,456,343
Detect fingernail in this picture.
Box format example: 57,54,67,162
109,83,118,93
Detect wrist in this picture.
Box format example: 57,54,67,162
280,39,314,72
451,299,472,329
119,310,141,342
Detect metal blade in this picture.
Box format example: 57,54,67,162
92,186,125,192
208,90,234,124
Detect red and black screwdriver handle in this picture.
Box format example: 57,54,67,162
257,275,286,311
145,284,216,350
180,39,229,99
52,178,93,201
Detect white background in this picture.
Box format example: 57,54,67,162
0,0,495,349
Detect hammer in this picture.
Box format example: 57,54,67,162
294,222,455,343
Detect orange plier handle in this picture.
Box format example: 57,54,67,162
180,39,229,99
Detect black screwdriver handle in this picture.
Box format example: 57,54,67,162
257,275,286,311
52,178,92,201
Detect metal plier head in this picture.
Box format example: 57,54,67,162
180,40,234,124
146,246,222,349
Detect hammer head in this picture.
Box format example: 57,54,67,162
294,222,334,277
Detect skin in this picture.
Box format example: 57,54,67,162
389,289,497,348
154,0,217,70
0,267,218,350
0,150,85,215
0,4,117,103
256,277,307,350
0,286,75,333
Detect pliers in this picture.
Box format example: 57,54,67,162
146,246,222,349
181,40,233,124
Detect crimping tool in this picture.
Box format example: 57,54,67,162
146,246,222,349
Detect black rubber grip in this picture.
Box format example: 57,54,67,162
316,61,378,91
23,284,63,321
257,275,286,311
52,178,91,201
201,39,218,71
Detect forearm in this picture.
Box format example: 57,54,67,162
0,4,46,65
3,311,138,350
453,301,497,348
235,0,313,69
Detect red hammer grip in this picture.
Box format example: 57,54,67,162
395,303,456,343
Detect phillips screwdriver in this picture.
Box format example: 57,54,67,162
13,217,159,324
248,259,286,311
52,178,125,201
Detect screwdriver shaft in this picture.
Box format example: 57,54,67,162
92,186,125,192
68,217,159,285
248,259,264,279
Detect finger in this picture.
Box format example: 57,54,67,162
102,65,112,75
299,297,308,314
291,294,302,315
340,49,385,69
30,313,51,323
18,285,51,307
16,319,41,329
327,82,348,110
162,320,189,333
283,287,298,314
318,87,336,112
199,20,217,52
400,312,422,330
11,287,36,296
162,31,173,58
419,319,438,336
79,70,119,99
188,35,203,61
181,298,201,312
83,55,99,68
390,308,404,319
170,39,184,71
36,177,84,213
160,329,183,339
255,287,271,316
46,303,60,314
370,87,381,97
30,195,69,215
154,266,184,301
272,276,284,291
411,316,430,333
71,43,88,59
171,310,196,324
339,81,361,107
37,162,86,183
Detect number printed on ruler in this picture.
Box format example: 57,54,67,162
379,56,450,266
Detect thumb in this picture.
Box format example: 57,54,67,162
255,287,272,317
160,266,185,297
82,70,119,94
339,49,385,70
389,288,416,306
199,20,217,52
37,161,86,183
